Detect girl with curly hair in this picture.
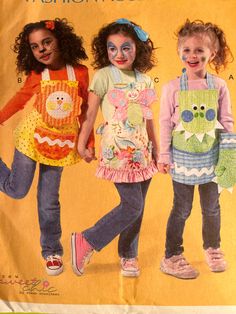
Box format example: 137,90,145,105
0,18,94,276
158,19,235,279
71,18,158,277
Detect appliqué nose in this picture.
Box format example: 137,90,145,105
57,99,63,105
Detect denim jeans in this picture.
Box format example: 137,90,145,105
165,180,221,258
0,149,63,258
83,179,151,258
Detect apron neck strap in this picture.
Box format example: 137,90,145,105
110,65,141,84
41,64,76,81
180,71,215,90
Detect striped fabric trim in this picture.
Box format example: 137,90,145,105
171,145,218,185
219,133,236,149
110,65,142,83
180,72,215,91
174,163,215,177
172,145,218,167
171,171,216,185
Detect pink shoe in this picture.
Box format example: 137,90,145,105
205,247,227,272
120,257,140,277
45,255,63,276
71,233,94,276
160,254,199,279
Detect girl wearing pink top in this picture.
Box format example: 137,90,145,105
158,19,235,279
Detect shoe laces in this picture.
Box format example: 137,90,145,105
83,247,93,263
46,254,62,262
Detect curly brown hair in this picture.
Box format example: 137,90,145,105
176,19,233,73
91,20,156,73
13,18,88,74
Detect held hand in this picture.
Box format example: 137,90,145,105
87,147,97,162
78,143,97,163
157,162,170,174
83,148,95,163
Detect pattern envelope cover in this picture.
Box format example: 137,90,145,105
0,1,236,314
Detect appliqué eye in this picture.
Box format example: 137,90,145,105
200,104,206,110
192,104,198,111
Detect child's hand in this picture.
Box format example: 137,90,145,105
83,148,96,163
87,147,97,162
157,163,170,174
78,144,96,163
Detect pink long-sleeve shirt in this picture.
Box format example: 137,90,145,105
159,76,234,164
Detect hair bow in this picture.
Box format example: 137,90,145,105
45,20,55,30
115,18,149,42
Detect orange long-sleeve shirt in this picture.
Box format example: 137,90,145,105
0,64,94,147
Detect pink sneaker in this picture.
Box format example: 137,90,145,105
45,255,63,276
160,254,199,279
71,232,94,276
205,247,227,272
120,257,140,277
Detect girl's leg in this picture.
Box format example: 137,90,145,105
118,179,151,258
83,182,145,251
199,182,226,272
0,149,36,199
37,164,63,259
160,181,199,279
165,180,194,258
199,182,221,249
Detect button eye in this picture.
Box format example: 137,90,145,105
192,104,198,111
200,104,206,110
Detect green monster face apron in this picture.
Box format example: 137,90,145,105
171,71,224,185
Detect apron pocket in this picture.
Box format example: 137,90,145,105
34,126,76,160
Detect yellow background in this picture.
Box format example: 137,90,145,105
0,0,236,312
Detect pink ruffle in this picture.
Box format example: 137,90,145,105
95,161,158,183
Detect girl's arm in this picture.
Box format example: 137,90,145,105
146,119,158,165
76,65,95,149
218,81,234,132
158,83,175,173
77,91,100,162
0,73,39,125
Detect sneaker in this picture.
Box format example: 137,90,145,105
160,254,199,279
45,255,63,276
71,232,94,276
120,257,140,277
205,247,227,272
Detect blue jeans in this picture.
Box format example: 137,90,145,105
165,180,221,258
83,179,151,258
0,149,63,258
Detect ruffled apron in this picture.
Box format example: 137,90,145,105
96,65,157,183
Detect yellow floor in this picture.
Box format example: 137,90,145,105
1,160,236,309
